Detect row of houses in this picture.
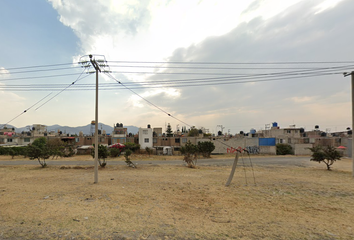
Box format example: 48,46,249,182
0,122,351,156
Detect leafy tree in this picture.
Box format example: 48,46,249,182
124,149,136,168
180,140,198,168
91,144,109,167
276,143,293,155
188,127,199,137
166,123,173,137
124,142,140,152
309,146,341,170
197,141,215,158
27,137,50,168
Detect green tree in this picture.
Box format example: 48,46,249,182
197,141,215,158
188,126,199,137
180,140,198,168
166,123,173,137
91,144,109,167
27,137,50,168
124,142,140,152
309,146,341,170
276,143,293,155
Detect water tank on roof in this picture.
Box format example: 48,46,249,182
120,123,123,127
315,125,319,130
300,128,305,133
240,131,244,135
250,129,256,134
272,122,278,127
321,132,326,137
147,124,151,128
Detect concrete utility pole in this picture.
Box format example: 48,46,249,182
344,71,354,177
89,55,101,184
80,54,109,183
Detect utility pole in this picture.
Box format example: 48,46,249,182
90,54,101,184
80,54,109,183
344,71,354,177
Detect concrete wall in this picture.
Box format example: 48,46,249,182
211,137,258,154
294,144,312,155
260,146,276,155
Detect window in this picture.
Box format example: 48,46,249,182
143,130,148,135
24,138,30,142
144,138,149,143
7,138,13,142
286,130,291,134
153,138,157,143
175,138,180,143
182,138,187,143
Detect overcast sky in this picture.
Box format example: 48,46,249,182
0,0,353,135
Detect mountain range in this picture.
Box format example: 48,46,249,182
1,123,139,135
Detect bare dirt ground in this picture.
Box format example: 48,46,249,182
0,155,353,239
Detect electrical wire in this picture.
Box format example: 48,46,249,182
0,92,53,129
103,72,194,128
0,71,344,91
0,66,82,75
34,69,91,111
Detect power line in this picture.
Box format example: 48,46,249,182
0,66,82,75
0,92,53,128
0,71,344,92
0,73,84,82
0,62,79,71
104,72,193,128
34,70,91,111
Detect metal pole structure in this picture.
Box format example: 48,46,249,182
351,72,354,177
89,55,101,183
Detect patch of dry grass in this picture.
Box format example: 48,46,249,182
0,158,353,239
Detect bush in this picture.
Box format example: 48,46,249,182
276,144,293,155
109,143,125,157
145,147,153,156
124,149,136,168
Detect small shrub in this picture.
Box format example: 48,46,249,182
124,149,136,168
145,147,153,156
181,141,198,168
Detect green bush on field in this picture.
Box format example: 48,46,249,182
276,143,293,155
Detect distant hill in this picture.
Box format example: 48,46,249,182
1,123,139,135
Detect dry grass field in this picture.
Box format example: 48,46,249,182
0,155,353,239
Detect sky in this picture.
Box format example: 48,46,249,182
0,0,353,135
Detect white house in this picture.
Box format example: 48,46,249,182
138,125,153,149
